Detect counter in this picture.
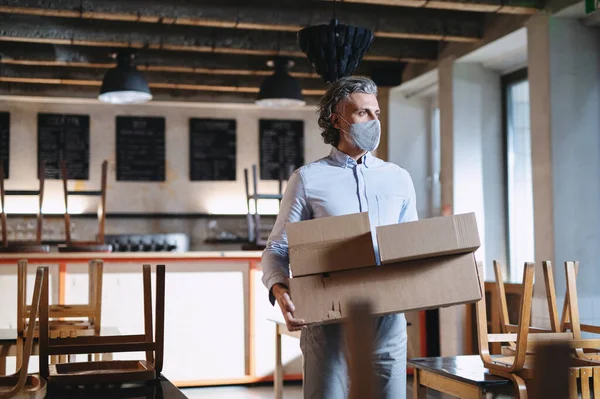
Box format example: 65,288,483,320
0,252,303,387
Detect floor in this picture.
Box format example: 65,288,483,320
182,377,445,398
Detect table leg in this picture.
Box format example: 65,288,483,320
413,368,427,399
0,354,6,375
275,325,283,399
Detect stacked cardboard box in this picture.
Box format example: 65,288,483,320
286,212,482,325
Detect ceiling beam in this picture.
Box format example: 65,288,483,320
0,64,327,96
0,42,424,80
324,0,539,14
0,82,313,105
0,15,438,63
0,42,323,78
0,0,483,42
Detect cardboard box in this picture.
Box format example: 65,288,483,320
289,253,481,325
287,212,376,277
377,213,480,265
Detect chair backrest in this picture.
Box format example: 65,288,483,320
0,267,46,399
61,160,108,245
477,262,539,372
0,161,45,247
17,259,104,337
38,264,165,379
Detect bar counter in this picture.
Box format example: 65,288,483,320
0,251,303,387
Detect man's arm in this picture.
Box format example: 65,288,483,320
399,170,419,223
261,169,311,305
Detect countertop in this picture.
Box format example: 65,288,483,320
0,251,263,261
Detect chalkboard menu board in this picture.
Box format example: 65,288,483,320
189,118,236,181
38,113,90,180
0,112,9,179
116,116,166,182
259,119,304,180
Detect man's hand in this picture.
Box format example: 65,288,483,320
272,283,306,332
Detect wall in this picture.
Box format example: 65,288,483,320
0,97,328,216
387,91,431,219
528,15,600,327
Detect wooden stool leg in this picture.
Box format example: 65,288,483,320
274,325,283,399
413,369,427,399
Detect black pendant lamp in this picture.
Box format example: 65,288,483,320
298,0,374,83
256,58,306,108
98,51,152,104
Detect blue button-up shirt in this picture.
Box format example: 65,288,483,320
261,146,419,302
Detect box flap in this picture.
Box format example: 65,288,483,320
286,212,376,277
376,213,481,264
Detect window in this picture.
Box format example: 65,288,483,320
430,104,441,217
503,69,534,281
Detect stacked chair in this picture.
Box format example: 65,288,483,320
2,263,166,399
477,260,600,399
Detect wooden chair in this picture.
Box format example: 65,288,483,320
58,160,111,253
0,267,47,399
477,262,600,398
39,264,165,386
16,259,104,368
0,162,49,254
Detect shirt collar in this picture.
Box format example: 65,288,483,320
329,146,372,168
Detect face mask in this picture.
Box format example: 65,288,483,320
337,115,381,152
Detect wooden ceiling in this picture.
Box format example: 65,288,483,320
0,0,540,104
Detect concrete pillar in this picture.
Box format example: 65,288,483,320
527,15,600,326
437,58,506,356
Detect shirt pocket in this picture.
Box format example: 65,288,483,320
376,194,406,226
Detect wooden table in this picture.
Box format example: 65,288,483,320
271,319,302,399
409,356,514,398
45,374,188,399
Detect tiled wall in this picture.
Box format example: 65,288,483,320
2,215,276,252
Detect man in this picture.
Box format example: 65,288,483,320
261,76,418,399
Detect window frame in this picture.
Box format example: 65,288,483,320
501,68,529,281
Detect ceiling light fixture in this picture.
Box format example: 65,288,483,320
255,58,306,108
298,0,375,83
98,51,153,105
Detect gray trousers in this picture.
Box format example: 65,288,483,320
300,313,407,399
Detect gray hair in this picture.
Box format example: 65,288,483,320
317,76,378,147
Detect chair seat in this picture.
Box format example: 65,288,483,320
58,244,112,253
0,244,50,253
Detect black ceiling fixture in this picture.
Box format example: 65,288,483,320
255,58,306,108
298,0,375,84
98,50,152,104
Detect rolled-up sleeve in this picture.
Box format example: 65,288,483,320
261,169,311,305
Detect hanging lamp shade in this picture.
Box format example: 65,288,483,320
98,52,152,104
256,59,306,108
298,18,374,84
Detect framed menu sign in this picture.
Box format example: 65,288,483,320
189,118,236,181
116,116,166,182
37,113,90,180
259,119,304,181
0,112,9,178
